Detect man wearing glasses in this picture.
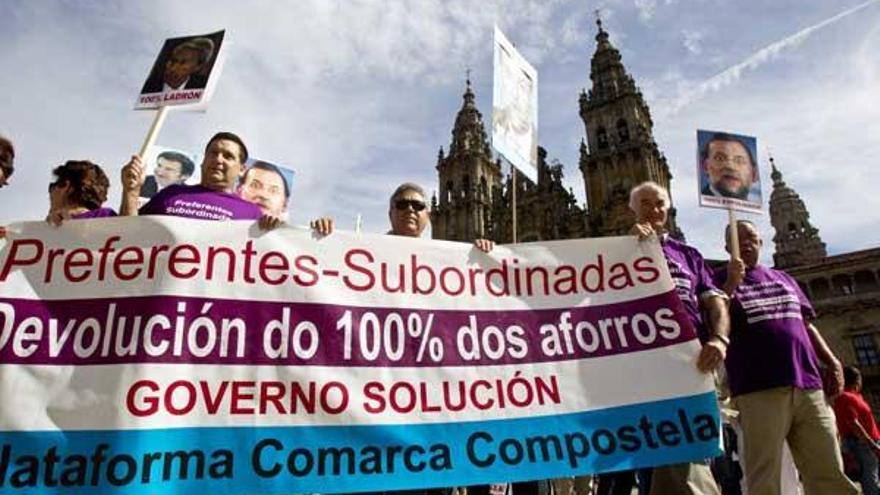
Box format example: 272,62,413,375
700,132,757,201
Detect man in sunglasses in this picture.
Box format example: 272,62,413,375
388,183,430,237
387,182,492,252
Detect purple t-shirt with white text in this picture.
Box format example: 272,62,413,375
712,264,823,397
661,237,720,342
71,207,117,219
139,184,261,221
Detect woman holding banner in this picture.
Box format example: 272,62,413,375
45,160,117,225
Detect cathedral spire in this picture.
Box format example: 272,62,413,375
447,76,491,158
431,76,502,242
768,156,827,269
578,17,679,238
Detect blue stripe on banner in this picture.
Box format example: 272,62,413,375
0,392,720,494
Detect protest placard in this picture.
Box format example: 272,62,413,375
135,30,227,111
697,129,763,214
492,27,538,183
237,159,295,220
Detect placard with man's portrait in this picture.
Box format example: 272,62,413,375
237,159,295,221
135,30,227,110
697,129,763,213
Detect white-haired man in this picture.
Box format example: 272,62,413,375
629,181,730,495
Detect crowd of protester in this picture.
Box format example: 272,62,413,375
0,131,875,495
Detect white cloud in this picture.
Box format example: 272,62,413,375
635,0,658,22
682,30,704,54
666,0,880,115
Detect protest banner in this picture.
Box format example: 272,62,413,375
492,26,538,184
0,218,720,494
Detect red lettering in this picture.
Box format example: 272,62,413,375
634,256,661,284
165,380,197,415
168,244,200,278
259,252,288,285
126,380,160,417
200,380,229,414
293,255,318,286
343,249,375,291
113,246,144,281
63,248,93,282
0,238,43,281
231,381,256,414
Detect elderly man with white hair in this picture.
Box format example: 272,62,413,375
629,181,730,495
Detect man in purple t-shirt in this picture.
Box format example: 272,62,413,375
716,220,856,494
120,132,280,228
625,182,729,495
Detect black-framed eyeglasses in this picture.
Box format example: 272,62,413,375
394,199,426,212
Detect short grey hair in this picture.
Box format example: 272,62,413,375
629,181,670,213
389,182,426,209
173,37,215,66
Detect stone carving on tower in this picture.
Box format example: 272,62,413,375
431,78,503,242
768,156,827,269
578,18,682,238
491,147,587,242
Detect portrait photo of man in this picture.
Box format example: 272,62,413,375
139,149,197,199
140,33,223,94
697,130,762,212
237,160,293,219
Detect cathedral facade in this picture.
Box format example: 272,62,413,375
431,19,880,410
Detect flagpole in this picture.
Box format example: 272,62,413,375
511,166,517,244
138,106,169,159
728,207,740,259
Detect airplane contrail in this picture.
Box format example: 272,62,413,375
667,0,880,114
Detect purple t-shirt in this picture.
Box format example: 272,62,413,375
661,237,721,342
139,184,261,221
71,207,117,219
712,264,823,397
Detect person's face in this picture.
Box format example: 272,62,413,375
48,180,71,210
201,139,245,192
729,222,763,268
154,157,186,187
389,190,429,238
704,140,755,199
239,168,288,217
164,48,202,88
634,189,669,233
0,144,12,189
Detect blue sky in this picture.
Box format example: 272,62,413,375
1,0,878,263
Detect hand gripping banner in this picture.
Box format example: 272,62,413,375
0,218,721,494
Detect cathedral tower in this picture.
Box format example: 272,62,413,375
578,18,681,237
431,79,503,242
768,156,827,268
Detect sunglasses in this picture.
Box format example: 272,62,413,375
394,199,426,212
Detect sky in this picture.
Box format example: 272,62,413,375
1,0,878,263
